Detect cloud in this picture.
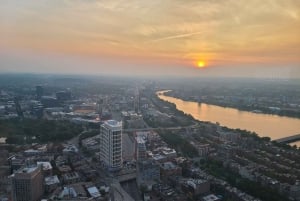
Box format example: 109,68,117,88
148,31,206,43
0,0,299,77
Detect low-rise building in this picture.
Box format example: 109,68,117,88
37,161,52,176
55,156,67,166
201,194,221,201
8,156,24,172
45,175,60,193
181,179,210,196
81,135,100,151
218,131,241,143
137,159,160,186
58,165,72,173
63,145,79,155
290,181,300,201
62,172,80,184
161,147,177,159
160,162,182,181
196,144,210,157
87,186,101,198
59,187,77,199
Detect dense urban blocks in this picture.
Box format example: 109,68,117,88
0,75,299,201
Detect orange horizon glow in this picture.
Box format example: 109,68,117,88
0,0,299,77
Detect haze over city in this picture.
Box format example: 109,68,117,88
1,0,300,78
1,1,300,201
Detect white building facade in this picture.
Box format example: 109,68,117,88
100,120,122,170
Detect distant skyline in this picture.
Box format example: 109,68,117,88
0,0,299,78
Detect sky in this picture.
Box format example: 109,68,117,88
0,0,300,78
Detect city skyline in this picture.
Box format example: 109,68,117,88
0,0,300,78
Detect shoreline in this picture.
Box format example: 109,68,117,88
163,90,300,120
156,90,300,148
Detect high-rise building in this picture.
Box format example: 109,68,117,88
11,166,44,201
134,87,140,113
96,98,104,115
135,136,147,161
35,86,43,100
55,91,71,101
100,120,122,171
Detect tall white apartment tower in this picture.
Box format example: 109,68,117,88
100,120,122,171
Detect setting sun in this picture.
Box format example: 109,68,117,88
197,61,205,68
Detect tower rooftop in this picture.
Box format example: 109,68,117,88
105,120,122,128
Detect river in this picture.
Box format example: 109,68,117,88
157,90,300,147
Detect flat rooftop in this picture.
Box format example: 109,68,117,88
104,120,122,128
15,166,38,174
161,162,177,170
87,186,101,198
136,136,145,144
37,161,52,171
202,194,220,201
45,175,60,185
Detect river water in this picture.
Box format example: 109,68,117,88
157,91,300,147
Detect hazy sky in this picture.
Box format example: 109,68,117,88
0,0,299,78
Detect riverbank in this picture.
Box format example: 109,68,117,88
146,90,299,201
157,90,300,148
165,90,300,119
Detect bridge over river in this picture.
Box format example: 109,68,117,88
274,134,300,144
